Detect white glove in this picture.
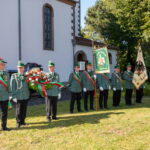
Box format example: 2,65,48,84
83,88,87,92
13,98,17,103
93,75,97,80
99,87,103,91
113,88,116,91
58,93,61,100
121,87,123,91
109,86,111,90
9,96,12,101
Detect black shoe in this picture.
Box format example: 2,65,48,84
52,117,58,120
21,122,27,126
136,102,142,104
78,110,83,112
16,123,21,128
90,108,95,111
2,127,11,131
47,118,51,123
70,111,73,114
85,109,89,112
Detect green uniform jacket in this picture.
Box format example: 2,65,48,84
97,73,110,90
111,72,122,90
0,71,11,101
69,72,82,93
123,71,133,89
46,72,60,97
81,71,95,91
10,73,30,100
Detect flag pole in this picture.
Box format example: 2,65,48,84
92,32,99,111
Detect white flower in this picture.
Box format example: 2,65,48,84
29,78,32,81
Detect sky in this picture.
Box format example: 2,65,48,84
80,0,97,28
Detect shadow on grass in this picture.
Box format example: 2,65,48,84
11,112,125,131
7,96,150,121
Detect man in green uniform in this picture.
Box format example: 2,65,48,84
10,61,30,128
111,65,123,107
82,62,96,111
97,73,110,109
123,63,133,105
0,58,11,131
46,61,61,122
69,63,82,113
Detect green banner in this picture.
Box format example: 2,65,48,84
93,47,110,74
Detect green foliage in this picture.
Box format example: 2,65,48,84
144,82,150,96
83,0,150,69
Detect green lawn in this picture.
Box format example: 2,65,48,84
0,95,150,150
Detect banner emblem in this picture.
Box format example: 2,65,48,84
93,47,110,73
132,46,148,89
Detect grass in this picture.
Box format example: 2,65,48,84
0,93,150,150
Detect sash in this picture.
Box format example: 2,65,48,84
73,73,81,86
101,74,109,81
125,71,133,78
0,76,8,90
83,71,96,96
114,73,122,82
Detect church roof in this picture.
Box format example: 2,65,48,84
75,36,119,50
58,0,77,6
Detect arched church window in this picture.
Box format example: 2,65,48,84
43,4,54,50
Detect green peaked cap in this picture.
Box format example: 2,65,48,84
114,65,120,69
48,61,55,67
17,61,25,67
127,63,131,67
74,63,80,67
0,57,7,64
86,62,92,66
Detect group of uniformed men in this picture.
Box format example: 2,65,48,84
0,57,144,131
69,62,144,114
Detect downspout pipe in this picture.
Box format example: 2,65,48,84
18,0,22,60
72,5,76,71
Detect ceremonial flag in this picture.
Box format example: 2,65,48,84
132,46,148,89
93,47,110,73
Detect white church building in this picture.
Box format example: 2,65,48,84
0,0,117,82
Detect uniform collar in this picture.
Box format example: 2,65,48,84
0,70,5,75
115,71,119,74
49,71,55,75
17,73,24,75
87,70,91,73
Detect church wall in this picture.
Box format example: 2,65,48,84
0,0,19,70
20,0,74,82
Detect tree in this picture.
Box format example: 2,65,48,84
83,0,150,69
